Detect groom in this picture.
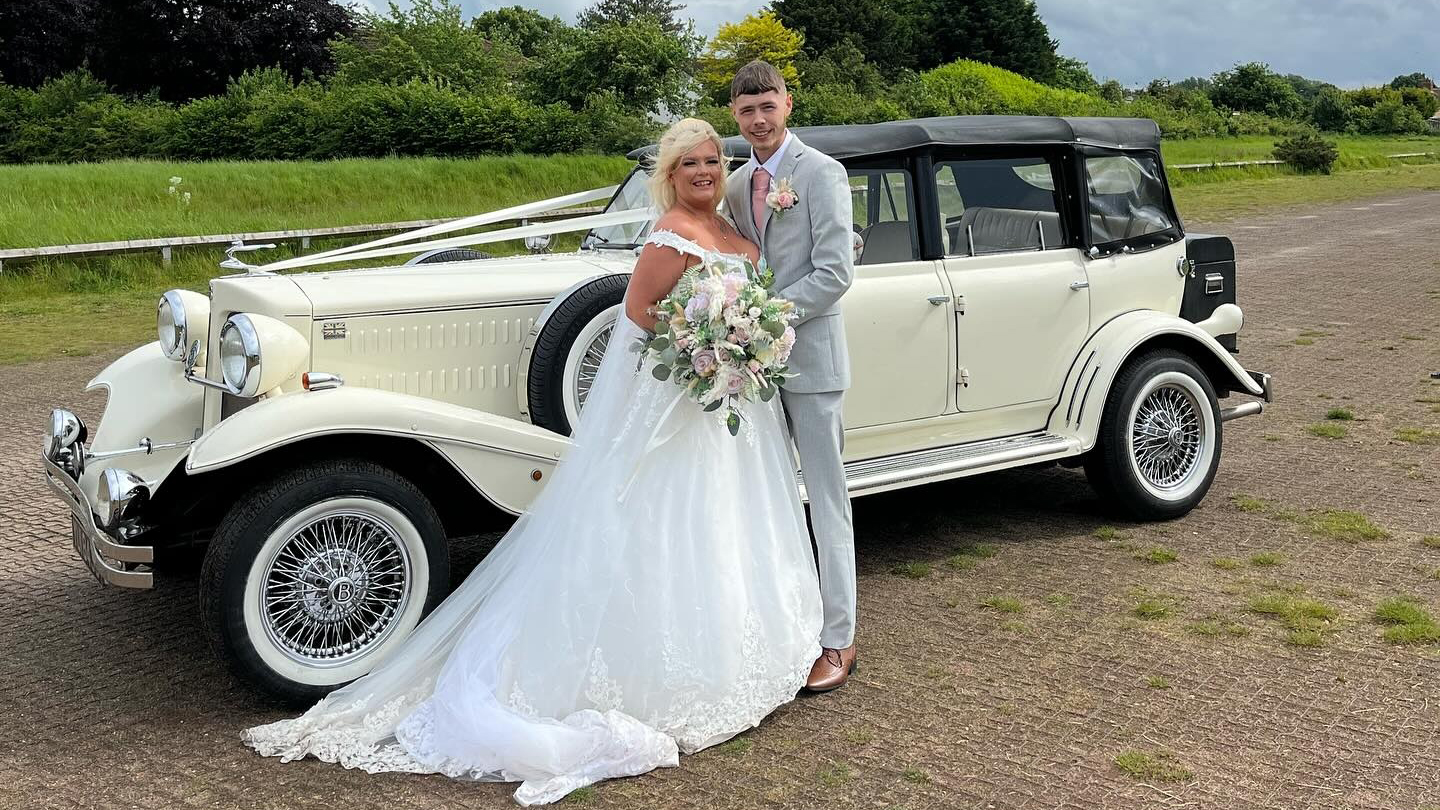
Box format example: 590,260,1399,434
725,60,858,692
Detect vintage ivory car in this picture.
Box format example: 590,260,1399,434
43,116,1272,702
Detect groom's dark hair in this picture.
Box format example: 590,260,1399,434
730,60,787,101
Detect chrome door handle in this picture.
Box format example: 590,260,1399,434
927,295,951,305
1069,280,1090,291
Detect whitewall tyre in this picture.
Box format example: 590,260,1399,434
526,274,629,436
200,460,449,706
1084,350,1222,520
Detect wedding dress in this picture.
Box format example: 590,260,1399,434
243,230,824,805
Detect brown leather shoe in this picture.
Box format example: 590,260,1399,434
804,645,857,692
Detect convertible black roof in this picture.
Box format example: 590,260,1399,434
628,115,1162,162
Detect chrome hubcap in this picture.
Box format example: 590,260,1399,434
573,321,614,409
262,511,412,666
1131,383,1203,489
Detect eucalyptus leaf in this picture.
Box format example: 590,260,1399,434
726,412,740,436
659,347,679,366
649,336,670,352
759,385,775,402
764,320,786,338
651,364,671,381
703,399,723,412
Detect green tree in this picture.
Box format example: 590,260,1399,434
471,6,567,59
332,0,517,90
697,12,805,104
1210,62,1305,119
1399,86,1439,118
528,17,698,115
577,0,686,35
772,0,920,72
1097,79,1125,103
1309,87,1352,131
1281,74,1336,103
1050,56,1099,94
797,41,888,97
1389,72,1434,89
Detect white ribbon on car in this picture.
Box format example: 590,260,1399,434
260,184,636,272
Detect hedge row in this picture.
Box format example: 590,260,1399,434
0,71,659,163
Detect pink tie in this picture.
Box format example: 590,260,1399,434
751,167,771,239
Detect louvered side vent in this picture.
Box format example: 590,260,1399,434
310,305,544,420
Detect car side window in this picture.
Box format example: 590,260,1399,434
848,168,919,265
933,157,1064,257
1085,154,1177,245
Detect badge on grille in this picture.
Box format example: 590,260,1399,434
322,321,348,340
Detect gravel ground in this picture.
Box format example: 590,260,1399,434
2,191,1438,810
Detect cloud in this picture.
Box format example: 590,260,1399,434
399,0,1439,88
1038,0,1438,87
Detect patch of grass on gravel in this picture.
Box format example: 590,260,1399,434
1186,617,1250,637
1374,597,1440,644
1132,592,1179,620
1145,675,1172,689
1307,510,1388,542
945,542,998,570
1211,557,1241,570
715,738,752,756
1293,337,1315,346
1249,552,1285,567
1325,407,1355,420
891,561,932,579
1135,546,1178,564
1298,329,1332,338
1232,494,1269,512
817,761,853,788
1400,334,1426,340
1306,422,1348,438
1248,593,1340,644
563,786,597,804
1094,526,1128,541
900,767,931,785
1395,427,1440,445
1045,592,1074,608
1114,750,1194,783
999,619,1030,634
843,727,874,745
981,595,1024,613
1422,536,1440,549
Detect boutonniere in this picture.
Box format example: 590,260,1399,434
765,177,799,217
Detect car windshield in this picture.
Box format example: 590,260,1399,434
588,167,654,248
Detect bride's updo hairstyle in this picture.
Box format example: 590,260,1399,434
647,117,729,212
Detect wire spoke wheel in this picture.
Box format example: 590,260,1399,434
260,505,414,669
574,321,615,410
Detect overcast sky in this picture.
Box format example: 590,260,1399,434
363,0,1438,88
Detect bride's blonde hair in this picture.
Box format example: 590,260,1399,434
648,118,728,213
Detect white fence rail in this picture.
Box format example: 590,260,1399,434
0,206,601,272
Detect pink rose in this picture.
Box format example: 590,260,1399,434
777,191,796,208
722,273,746,305
692,349,717,376
747,359,762,373
725,373,746,395
731,325,751,345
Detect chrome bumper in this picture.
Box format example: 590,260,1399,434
42,453,154,589
1220,369,1274,423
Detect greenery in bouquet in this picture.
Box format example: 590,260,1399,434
633,257,800,436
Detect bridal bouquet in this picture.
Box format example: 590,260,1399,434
633,258,800,436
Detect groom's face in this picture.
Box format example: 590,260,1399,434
730,90,792,157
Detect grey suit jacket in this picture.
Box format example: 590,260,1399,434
725,135,855,394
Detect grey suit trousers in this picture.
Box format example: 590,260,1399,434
780,387,855,649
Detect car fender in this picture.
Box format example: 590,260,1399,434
186,386,572,514
1050,308,1265,451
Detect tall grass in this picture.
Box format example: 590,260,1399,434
1164,134,1440,188
0,155,630,248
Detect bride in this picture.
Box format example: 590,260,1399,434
243,118,824,805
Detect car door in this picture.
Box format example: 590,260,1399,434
838,162,952,429
934,153,1091,413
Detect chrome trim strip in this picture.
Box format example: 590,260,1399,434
86,438,194,462
42,454,153,588
1065,351,1097,425
1074,364,1100,428
797,432,1077,500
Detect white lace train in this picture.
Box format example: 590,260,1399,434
243,233,823,805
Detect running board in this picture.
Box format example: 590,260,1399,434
798,432,1080,501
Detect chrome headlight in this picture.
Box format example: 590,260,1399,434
157,290,211,362
218,313,309,398
96,468,150,531
46,408,85,460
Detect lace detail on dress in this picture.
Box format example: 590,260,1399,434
585,648,625,712
242,681,438,776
